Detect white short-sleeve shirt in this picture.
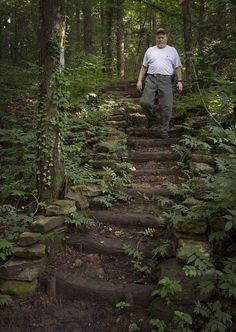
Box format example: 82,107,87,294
142,45,182,75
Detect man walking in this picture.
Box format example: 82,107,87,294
137,28,183,138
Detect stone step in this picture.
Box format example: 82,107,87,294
126,127,182,138
129,151,180,162
68,233,160,257
126,185,171,198
132,167,181,177
55,273,155,307
89,210,161,228
128,137,179,148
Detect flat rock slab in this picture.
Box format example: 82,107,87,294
0,258,44,281
89,210,160,228
32,216,65,233
126,127,182,138
128,137,179,148
14,244,46,259
18,231,42,246
173,218,208,235
46,200,77,216
126,186,171,198
132,167,180,177
0,279,38,297
56,273,155,307
68,233,157,257
176,239,212,262
129,151,180,162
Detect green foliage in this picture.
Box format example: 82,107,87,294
65,211,95,230
149,318,166,332
142,227,156,238
194,301,231,332
152,240,172,258
172,311,193,332
0,294,12,308
0,238,14,261
115,301,130,310
218,257,236,300
183,251,215,277
128,322,140,332
123,244,151,275
152,277,182,305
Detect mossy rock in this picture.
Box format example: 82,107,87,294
32,215,65,233
0,279,38,297
176,239,212,263
173,219,207,235
0,258,44,281
18,231,42,246
46,200,77,216
14,244,46,259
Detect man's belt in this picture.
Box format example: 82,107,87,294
148,73,171,77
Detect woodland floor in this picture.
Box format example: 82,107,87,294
0,83,235,332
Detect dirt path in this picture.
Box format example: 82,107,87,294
0,83,184,332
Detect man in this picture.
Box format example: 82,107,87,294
137,28,183,138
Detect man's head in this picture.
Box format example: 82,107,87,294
156,28,167,49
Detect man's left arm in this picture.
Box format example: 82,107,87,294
175,66,183,92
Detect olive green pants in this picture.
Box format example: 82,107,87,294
140,74,173,135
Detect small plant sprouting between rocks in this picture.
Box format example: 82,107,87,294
115,301,131,310
0,295,12,308
128,322,140,332
65,211,95,230
151,277,182,305
123,243,151,275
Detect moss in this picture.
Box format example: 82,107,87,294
0,280,38,297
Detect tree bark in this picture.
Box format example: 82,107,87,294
181,0,193,83
115,0,125,77
75,0,81,49
104,0,114,74
82,0,93,54
37,0,66,203
100,0,105,57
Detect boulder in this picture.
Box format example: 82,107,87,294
95,140,125,154
0,280,38,297
69,184,102,197
0,258,44,281
190,154,215,164
173,219,207,235
190,162,215,174
150,258,216,320
32,215,65,233
18,231,42,246
46,200,77,216
176,239,212,263
65,188,89,209
14,244,46,259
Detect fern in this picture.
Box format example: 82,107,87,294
65,211,95,229
0,239,14,261
0,294,12,308
152,277,182,305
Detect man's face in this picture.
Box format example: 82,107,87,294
156,34,167,48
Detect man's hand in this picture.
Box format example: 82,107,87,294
176,81,183,93
137,81,142,92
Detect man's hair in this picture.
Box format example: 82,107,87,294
156,28,166,35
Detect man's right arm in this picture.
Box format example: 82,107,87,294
137,65,147,92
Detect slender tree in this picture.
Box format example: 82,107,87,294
37,0,67,202
115,0,125,77
104,0,114,73
180,0,193,82
82,0,93,54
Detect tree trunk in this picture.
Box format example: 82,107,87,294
115,0,125,77
100,0,105,57
104,0,114,74
75,0,81,50
82,0,93,54
181,0,193,83
37,0,66,203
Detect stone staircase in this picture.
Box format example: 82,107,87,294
49,84,185,311
0,82,216,331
